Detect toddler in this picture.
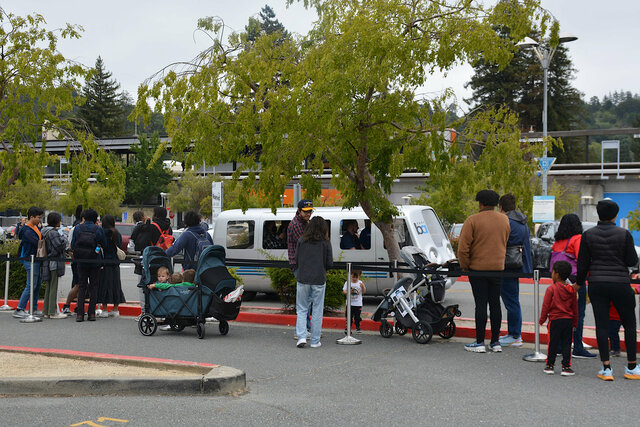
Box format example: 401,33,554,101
148,266,170,289
343,270,366,333
540,260,577,376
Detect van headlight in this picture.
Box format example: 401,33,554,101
428,247,439,263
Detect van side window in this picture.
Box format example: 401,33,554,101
263,220,288,249
340,219,368,250
226,221,255,249
383,219,413,249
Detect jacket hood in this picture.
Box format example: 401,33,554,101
187,223,208,235
153,217,171,230
552,281,576,305
507,210,527,224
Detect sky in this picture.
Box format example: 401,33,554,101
4,0,639,113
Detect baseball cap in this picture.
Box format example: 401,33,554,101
298,199,314,211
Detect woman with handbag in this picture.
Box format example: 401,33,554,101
41,212,69,319
96,215,126,317
551,213,596,359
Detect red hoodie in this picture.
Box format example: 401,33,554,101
539,281,578,327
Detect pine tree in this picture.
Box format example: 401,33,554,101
245,5,289,43
124,134,173,205
79,56,126,137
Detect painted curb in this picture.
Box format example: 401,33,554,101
0,346,246,397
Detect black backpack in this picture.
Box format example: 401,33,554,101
74,224,98,260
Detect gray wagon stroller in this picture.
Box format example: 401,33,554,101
137,246,214,339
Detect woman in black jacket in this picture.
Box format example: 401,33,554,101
97,215,126,317
576,200,639,381
294,216,333,349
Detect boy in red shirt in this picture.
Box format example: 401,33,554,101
540,260,578,376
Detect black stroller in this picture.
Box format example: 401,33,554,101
372,246,461,344
137,246,214,339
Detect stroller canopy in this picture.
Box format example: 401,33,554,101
194,245,236,295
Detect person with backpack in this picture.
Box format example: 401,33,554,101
62,205,83,315
166,211,213,271
70,209,106,322
150,206,174,250
13,206,45,318
40,212,69,319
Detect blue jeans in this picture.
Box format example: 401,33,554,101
18,261,42,311
501,277,522,337
296,283,326,345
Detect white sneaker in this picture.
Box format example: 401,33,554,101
108,310,120,317
50,313,68,319
583,341,593,350
97,310,109,318
95,309,103,316
159,325,172,331
310,342,321,348
296,338,307,348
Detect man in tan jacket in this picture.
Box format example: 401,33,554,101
458,190,510,353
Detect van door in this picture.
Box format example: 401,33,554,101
373,218,414,294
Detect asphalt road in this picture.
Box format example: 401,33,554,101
0,311,636,426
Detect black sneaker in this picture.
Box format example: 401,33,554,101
610,350,621,357
561,366,575,376
543,364,554,375
62,305,71,315
572,349,597,359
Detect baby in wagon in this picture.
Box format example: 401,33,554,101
148,267,196,290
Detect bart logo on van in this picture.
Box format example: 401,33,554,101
413,223,429,235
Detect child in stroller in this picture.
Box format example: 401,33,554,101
372,246,461,344
137,246,215,339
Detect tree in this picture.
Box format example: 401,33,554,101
136,0,553,263
0,180,57,214
78,56,127,137
246,5,290,43
630,202,640,233
0,8,86,201
124,134,173,205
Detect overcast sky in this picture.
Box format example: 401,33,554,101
5,0,639,112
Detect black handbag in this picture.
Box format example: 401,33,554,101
505,245,523,270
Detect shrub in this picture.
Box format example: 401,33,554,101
0,239,34,299
265,266,347,311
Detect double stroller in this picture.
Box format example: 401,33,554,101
137,245,242,339
372,246,461,344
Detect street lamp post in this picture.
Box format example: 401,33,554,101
518,33,577,195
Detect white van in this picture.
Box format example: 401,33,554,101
212,205,457,297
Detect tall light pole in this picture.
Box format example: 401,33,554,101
518,33,577,195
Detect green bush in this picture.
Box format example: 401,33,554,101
0,239,35,299
265,266,347,311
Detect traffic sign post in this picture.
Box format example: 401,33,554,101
538,157,555,195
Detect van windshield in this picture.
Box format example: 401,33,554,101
420,209,447,247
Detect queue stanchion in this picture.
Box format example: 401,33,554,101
21,255,41,323
524,269,545,362
0,253,11,310
337,262,361,345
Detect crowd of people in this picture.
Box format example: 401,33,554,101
7,193,640,381
458,190,639,380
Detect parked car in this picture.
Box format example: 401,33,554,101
531,220,640,271
449,223,463,239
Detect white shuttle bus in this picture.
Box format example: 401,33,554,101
211,205,457,297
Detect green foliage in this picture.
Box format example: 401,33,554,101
124,134,173,205
136,0,552,262
0,239,31,299
245,5,290,43
0,180,57,214
0,8,87,201
629,202,640,232
547,180,580,220
56,135,125,216
79,56,128,137
228,267,244,286
265,266,345,311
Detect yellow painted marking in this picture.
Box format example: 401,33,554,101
97,418,129,423
69,422,105,427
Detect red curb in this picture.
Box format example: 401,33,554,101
458,275,553,285
0,345,218,368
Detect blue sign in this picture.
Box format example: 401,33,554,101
539,157,556,172
123,212,128,222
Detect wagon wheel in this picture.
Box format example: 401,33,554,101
379,320,393,338
196,322,206,339
138,314,157,336
438,321,456,339
170,320,185,332
412,321,433,344
395,322,408,336
219,320,229,336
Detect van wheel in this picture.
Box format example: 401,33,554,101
243,291,257,301
380,320,393,338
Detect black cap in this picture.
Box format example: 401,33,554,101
596,199,619,221
298,199,314,211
